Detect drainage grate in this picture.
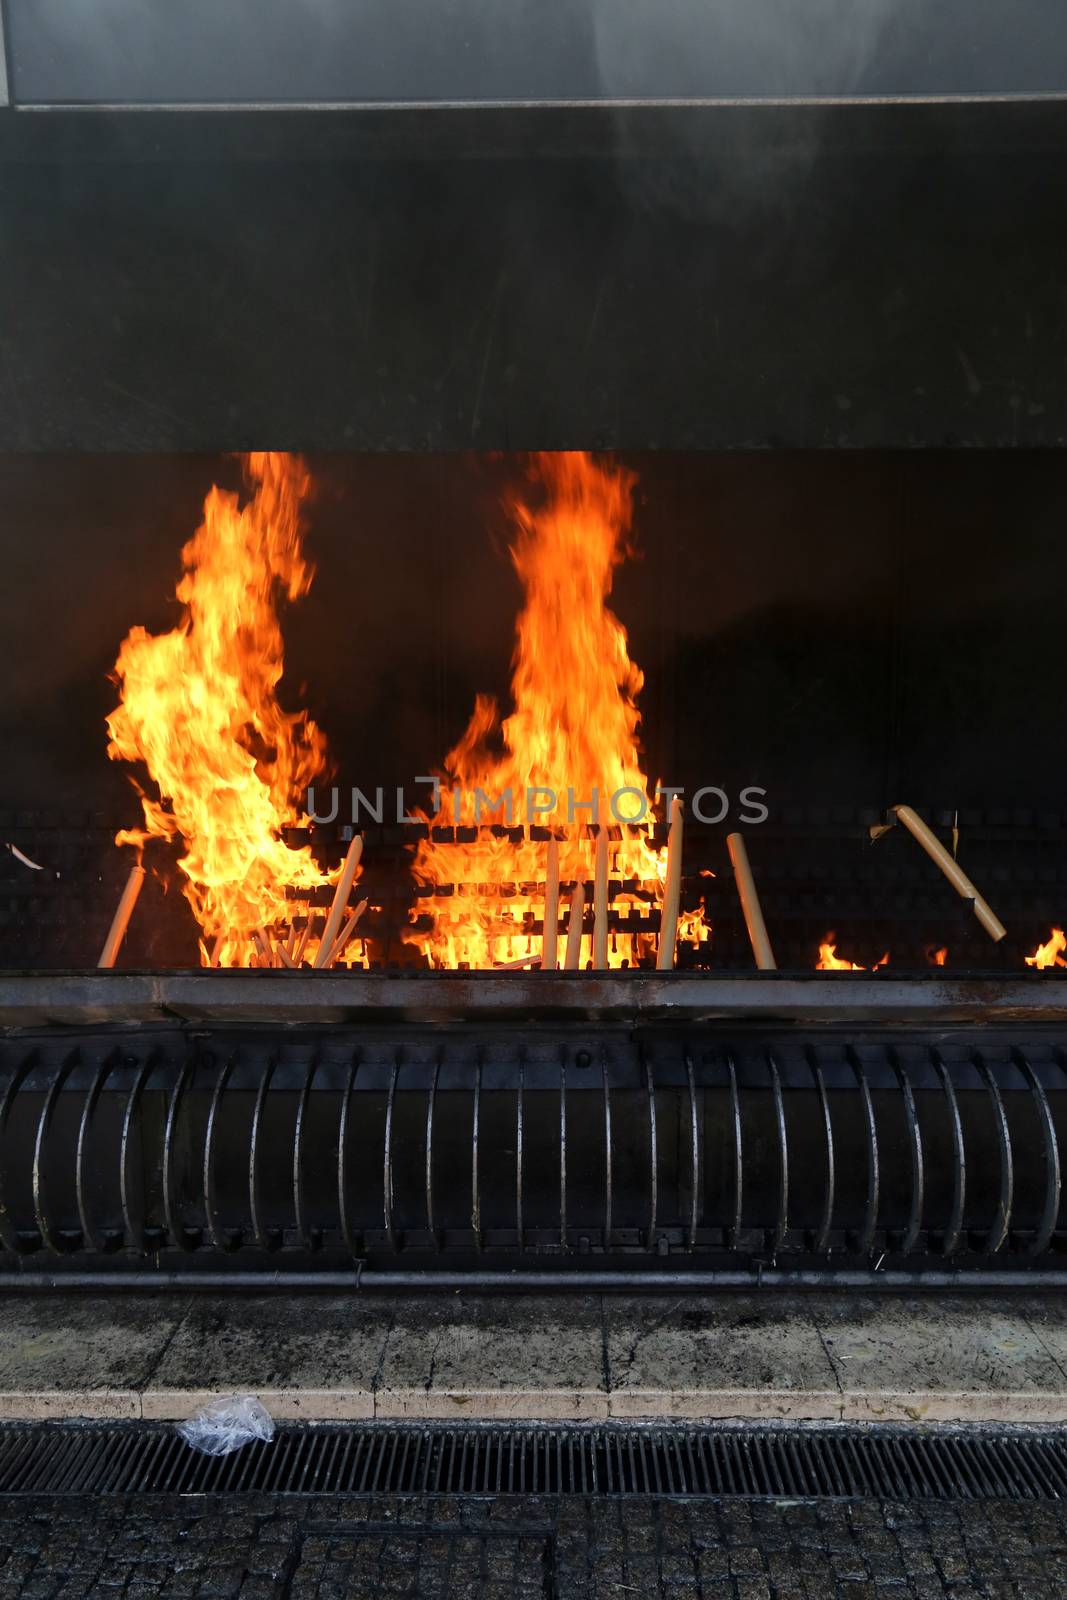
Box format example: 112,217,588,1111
1,1423,1066,1500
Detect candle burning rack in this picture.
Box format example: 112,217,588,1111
3,805,1067,973
1,972,1067,1289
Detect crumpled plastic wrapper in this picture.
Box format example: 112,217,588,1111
177,1395,276,1457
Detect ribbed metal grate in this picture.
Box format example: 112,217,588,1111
4,1025,1067,1277
1,1423,1067,1500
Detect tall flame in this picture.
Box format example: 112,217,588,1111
1025,927,1067,969
410,452,707,969
106,452,340,966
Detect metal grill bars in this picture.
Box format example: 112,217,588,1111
0,1028,1065,1271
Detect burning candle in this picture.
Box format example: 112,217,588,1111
656,796,684,971
592,826,610,969
726,832,776,971
97,863,146,969
313,833,364,968
542,837,560,970
325,897,369,968
563,882,585,970
293,917,315,966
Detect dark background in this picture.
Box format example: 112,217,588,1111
0,102,1066,453
1,448,1064,820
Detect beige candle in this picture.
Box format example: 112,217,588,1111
656,796,684,971
726,832,776,970
563,882,586,970
97,863,146,969
542,837,560,970
325,897,369,968
313,833,364,968
592,826,610,969
293,917,316,966
889,805,1006,942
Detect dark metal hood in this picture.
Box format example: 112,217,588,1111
3,0,1067,111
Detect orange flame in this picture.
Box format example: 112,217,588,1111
1025,927,1067,970
106,453,345,967
816,934,888,971
409,453,709,969
928,945,949,967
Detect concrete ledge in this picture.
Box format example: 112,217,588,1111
2,1293,1067,1425
0,1390,139,1421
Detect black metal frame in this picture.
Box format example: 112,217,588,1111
4,979,1067,1287
4,969,1067,1028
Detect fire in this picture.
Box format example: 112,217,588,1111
816,934,888,971
409,453,709,969
928,945,949,967
1025,927,1067,969
106,453,346,967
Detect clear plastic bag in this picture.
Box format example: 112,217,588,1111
177,1395,276,1457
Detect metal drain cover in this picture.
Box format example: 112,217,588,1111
0,1422,1065,1501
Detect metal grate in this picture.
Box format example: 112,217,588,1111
2,1422,1067,1500
3,1024,1067,1278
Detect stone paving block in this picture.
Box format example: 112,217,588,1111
0,1297,185,1410
0,1491,1060,1596
375,1295,607,1420
143,1296,394,1419
604,1295,840,1419
812,1295,1067,1421
1015,1297,1067,1372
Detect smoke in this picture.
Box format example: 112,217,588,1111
591,0,909,105
588,0,913,225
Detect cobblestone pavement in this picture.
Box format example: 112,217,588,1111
2,1492,1067,1598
